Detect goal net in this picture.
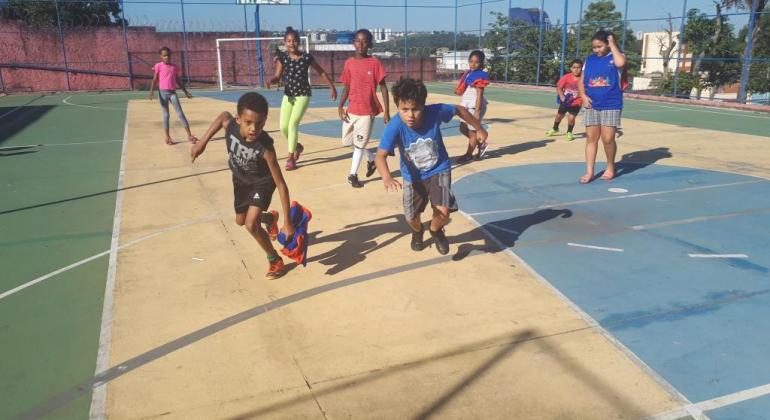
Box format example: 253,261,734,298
216,36,310,91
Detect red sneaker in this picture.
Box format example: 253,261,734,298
265,256,286,280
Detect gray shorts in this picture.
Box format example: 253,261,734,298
403,171,458,221
584,108,621,127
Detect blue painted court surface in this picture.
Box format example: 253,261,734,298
454,162,770,419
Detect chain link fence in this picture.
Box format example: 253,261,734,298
0,0,767,104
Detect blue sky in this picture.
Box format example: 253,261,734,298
119,0,750,35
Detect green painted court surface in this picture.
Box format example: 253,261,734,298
0,86,767,419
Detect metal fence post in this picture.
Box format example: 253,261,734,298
119,0,132,89
505,0,512,83
179,0,191,84
454,0,458,81
576,0,584,58
354,0,358,30
244,5,254,86
560,0,569,76
535,0,544,85
404,0,408,77
0,68,6,94
738,0,759,103
672,0,688,97
255,5,265,87
54,0,71,91
300,0,304,33
621,0,629,51
478,0,483,49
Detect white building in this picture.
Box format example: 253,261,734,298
370,28,393,43
437,50,491,71
639,31,687,75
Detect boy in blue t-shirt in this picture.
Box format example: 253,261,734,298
375,78,487,255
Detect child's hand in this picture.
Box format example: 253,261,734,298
190,142,206,162
185,91,193,99
383,113,390,124
281,223,295,240
148,94,154,101
583,96,593,109
338,107,349,122
608,34,616,45
330,88,338,101
383,177,402,192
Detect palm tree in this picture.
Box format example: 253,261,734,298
722,0,768,102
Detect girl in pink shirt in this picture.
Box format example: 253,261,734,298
149,46,197,145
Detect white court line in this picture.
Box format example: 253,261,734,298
44,139,123,147
89,105,131,420
468,180,764,217
567,242,624,252
457,209,701,417
0,213,218,303
689,254,749,259
486,223,521,236
647,383,770,420
63,95,126,111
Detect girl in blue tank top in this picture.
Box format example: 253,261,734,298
578,30,626,184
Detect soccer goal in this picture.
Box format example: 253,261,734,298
216,36,310,91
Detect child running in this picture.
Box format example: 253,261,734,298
190,92,294,279
578,30,626,183
267,26,337,171
375,78,487,255
338,29,390,188
455,50,490,163
149,46,197,145
546,59,583,142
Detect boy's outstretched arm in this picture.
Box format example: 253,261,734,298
264,148,295,238
455,105,488,143
379,80,390,124
338,84,350,122
375,149,401,192
191,111,232,162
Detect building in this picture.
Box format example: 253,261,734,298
509,7,550,29
639,31,688,75
437,50,492,71
370,28,393,43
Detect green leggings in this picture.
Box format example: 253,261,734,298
280,95,310,153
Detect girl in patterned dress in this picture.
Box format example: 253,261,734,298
267,26,337,170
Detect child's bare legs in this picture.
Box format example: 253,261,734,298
429,205,450,233
235,207,279,258
599,125,618,180
582,125,601,183
465,130,478,157
567,113,576,129
163,127,173,145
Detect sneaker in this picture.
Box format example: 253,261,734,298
366,160,377,178
476,141,490,160
455,154,473,164
348,174,363,188
429,228,449,255
265,256,286,280
285,158,297,171
294,143,304,162
410,226,424,251
545,128,558,136
265,210,279,241
566,132,575,142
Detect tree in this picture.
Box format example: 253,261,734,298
738,10,770,94
683,6,741,99
578,0,641,76
654,14,677,82
0,0,124,28
721,0,768,102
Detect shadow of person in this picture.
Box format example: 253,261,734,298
612,147,672,179
308,214,411,275
455,139,554,165
450,209,573,261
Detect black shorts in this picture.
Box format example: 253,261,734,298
233,180,276,214
558,103,581,116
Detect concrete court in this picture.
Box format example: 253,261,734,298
102,91,770,419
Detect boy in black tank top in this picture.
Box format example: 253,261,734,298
191,92,294,279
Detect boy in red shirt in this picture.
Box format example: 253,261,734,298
338,29,390,188
546,59,583,142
